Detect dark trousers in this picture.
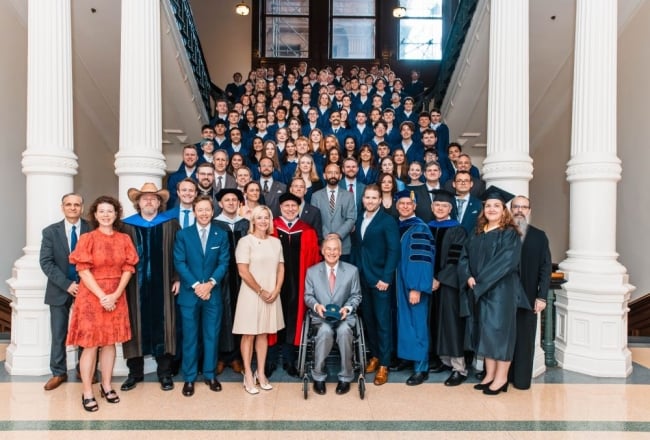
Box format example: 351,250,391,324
508,308,538,390
127,354,174,380
360,283,393,366
49,298,73,376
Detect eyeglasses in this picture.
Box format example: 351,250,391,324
511,205,530,210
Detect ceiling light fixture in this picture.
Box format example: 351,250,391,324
393,6,407,18
235,2,250,16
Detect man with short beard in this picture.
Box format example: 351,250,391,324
195,162,216,200
167,145,199,208
508,195,551,390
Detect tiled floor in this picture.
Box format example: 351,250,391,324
1,343,649,438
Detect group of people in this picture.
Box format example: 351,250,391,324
39,61,552,411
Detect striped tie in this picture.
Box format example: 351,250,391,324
329,190,336,214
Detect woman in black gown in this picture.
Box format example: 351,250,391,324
458,186,527,395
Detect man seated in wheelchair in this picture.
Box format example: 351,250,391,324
304,234,362,395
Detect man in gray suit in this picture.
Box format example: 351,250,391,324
304,235,362,395
258,157,286,217
311,164,357,260
39,193,91,390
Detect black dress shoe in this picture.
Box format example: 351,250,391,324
429,363,452,374
265,363,277,378
444,371,467,387
120,376,143,391
205,378,222,392
406,372,429,386
483,382,508,395
159,376,174,391
182,382,194,397
313,380,326,395
335,381,350,395
283,363,299,378
389,359,412,372
473,381,493,391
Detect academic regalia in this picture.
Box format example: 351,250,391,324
458,227,527,361
271,218,321,345
213,215,250,353
396,216,435,367
121,214,180,359
428,219,467,358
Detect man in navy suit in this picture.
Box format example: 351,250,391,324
173,195,230,397
338,157,366,213
167,145,199,208
451,171,482,235
304,235,362,395
40,193,91,390
351,184,400,386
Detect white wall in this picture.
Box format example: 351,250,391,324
190,0,252,90
0,1,27,297
617,0,650,299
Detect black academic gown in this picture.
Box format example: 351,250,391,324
509,225,551,389
458,227,528,361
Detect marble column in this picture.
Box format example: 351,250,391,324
481,1,543,377
114,0,166,216
113,0,166,375
556,0,633,377
5,0,78,375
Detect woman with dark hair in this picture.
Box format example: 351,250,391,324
227,152,246,176
392,148,409,182
358,144,378,185
379,156,406,191
281,139,299,183
247,137,265,180
378,172,399,219
67,196,138,411
459,186,526,396
324,146,342,170
240,181,263,220
342,136,358,160
289,104,305,125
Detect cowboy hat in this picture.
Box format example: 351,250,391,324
127,182,170,204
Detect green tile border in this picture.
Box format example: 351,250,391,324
1,420,649,432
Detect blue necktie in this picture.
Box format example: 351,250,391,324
68,225,78,281
182,209,190,229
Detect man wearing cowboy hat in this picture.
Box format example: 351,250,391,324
120,183,181,392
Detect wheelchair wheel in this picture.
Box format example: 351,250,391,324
356,317,368,374
358,376,366,400
302,376,309,400
298,314,311,378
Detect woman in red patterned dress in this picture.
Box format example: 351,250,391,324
66,196,138,412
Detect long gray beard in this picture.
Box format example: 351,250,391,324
515,217,528,240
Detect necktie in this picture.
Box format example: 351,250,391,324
329,190,336,214
457,198,466,222
348,183,353,193
216,176,223,192
287,222,293,228
182,209,190,229
263,180,269,193
68,225,78,281
329,267,336,294
429,190,435,202
200,227,208,253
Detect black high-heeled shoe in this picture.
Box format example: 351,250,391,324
473,381,493,391
483,382,508,395
82,395,99,412
99,384,120,403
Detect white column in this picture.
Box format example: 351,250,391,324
113,0,166,375
481,0,533,196
5,0,78,375
556,0,633,377
115,0,166,217
482,0,544,378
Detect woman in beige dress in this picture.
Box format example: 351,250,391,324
233,205,285,394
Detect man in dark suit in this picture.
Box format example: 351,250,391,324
311,164,357,260
409,160,443,223
351,184,400,386
258,157,286,217
173,195,230,397
289,177,323,241
167,145,199,208
40,193,91,390
338,157,366,213
304,235,362,395
444,154,486,198
509,195,552,390
451,170,482,235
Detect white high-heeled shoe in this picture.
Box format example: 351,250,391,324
243,374,259,395
254,371,273,391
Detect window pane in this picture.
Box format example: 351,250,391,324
404,0,442,18
399,19,442,60
332,19,375,59
332,0,375,16
265,0,309,15
265,17,309,58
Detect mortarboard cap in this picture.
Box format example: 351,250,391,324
480,186,515,204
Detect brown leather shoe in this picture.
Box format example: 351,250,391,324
44,374,68,391
216,361,225,375
365,357,379,374
373,366,389,386
230,359,243,374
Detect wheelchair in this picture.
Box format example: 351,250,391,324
297,311,367,399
